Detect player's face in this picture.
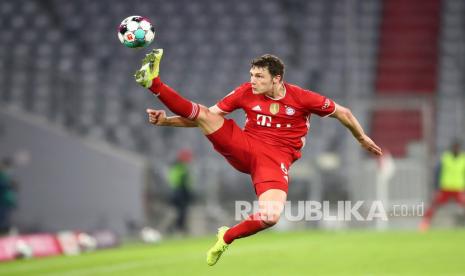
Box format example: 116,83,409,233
250,67,281,94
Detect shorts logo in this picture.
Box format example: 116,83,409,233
269,103,280,115
322,99,330,110
281,163,289,183
285,106,295,116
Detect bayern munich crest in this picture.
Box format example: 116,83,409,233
285,106,295,116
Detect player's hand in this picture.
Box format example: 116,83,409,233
358,134,383,156
146,108,167,126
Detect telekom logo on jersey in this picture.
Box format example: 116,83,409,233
256,114,272,127
256,114,292,128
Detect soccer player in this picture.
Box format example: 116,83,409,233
420,140,465,231
135,49,382,266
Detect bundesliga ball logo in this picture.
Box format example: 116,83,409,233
118,16,155,48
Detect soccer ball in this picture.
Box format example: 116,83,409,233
140,227,162,244
15,239,33,259
118,16,155,48
77,232,97,252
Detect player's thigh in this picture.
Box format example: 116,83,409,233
205,119,253,173
259,188,287,204
196,105,225,135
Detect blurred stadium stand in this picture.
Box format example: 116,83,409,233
0,0,464,234
437,0,465,151
0,0,381,157
373,0,440,157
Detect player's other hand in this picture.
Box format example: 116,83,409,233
358,134,383,156
147,108,166,126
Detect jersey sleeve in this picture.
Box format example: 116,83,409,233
216,83,247,113
300,89,336,117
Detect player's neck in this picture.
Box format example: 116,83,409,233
265,83,286,100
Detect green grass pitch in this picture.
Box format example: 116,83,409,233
2,230,465,276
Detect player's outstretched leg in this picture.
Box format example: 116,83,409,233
206,190,285,266
419,191,449,232
135,49,200,120
419,204,436,231
206,226,229,266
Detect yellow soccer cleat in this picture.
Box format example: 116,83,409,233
206,226,229,266
134,48,164,88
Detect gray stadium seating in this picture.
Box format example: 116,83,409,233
0,0,382,160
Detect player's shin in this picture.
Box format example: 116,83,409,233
223,213,273,244
149,77,200,120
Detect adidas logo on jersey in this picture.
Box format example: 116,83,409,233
252,105,262,111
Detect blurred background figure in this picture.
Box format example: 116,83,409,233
0,157,18,235
420,140,465,231
167,149,194,234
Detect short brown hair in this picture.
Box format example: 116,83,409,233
251,54,285,80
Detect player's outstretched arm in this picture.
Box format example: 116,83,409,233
147,109,197,127
147,105,227,127
330,103,383,156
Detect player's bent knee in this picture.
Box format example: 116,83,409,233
260,212,281,227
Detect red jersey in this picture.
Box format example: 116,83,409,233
216,82,336,155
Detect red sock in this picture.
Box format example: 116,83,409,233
423,206,435,221
223,213,272,244
149,77,200,120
